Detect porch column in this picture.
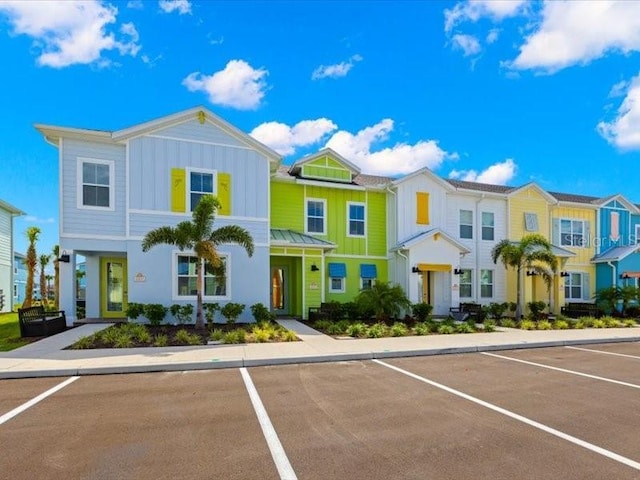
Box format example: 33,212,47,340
59,250,76,325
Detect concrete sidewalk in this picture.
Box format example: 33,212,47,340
0,319,639,379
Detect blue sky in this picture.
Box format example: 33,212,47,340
2,0,640,259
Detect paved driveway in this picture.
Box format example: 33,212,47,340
1,342,639,479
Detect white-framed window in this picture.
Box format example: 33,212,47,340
188,168,216,211
564,272,582,300
328,262,346,293
330,277,345,293
560,219,585,247
306,198,326,234
174,252,229,300
360,278,375,290
635,224,640,244
77,158,114,210
480,269,494,298
481,212,495,241
460,210,473,239
347,202,366,237
459,269,473,298
360,264,377,290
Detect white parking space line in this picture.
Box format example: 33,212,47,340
481,352,640,390
0,377,79,426
374,359,640,472
566,346,640,360
240,368,297,480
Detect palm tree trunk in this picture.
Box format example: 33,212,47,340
40,269,48,308
195,261,204,330
516,266,522,320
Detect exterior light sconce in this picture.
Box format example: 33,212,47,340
58,251,70,263
310,264,319,272
526,270,538,276
453,268,463,275
620,273,630,279
412,266,422,273
560,271,570,277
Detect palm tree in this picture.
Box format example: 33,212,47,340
23,226,41,308
39,254,51,307
52,245,60,309
355,281,411,322
491,233,558,319
142,195,254,330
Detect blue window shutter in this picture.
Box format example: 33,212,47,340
328,263,346,278
552,218,560,245
582,273,591,301
360,264,377,279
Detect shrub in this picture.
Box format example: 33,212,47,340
437,324,455,335
209,329,224,341
390,322,409,337
252,328,270,343
281,330,298,342
602,316,621,328
154,334,168,347
355,282,411,322
113,333,133,348
577,316,596,328
326,321,349,336
456,323,475,334
412,303,433,322
366,323,388,338
527,301,547,321
221,303,245,325
143,304,168,326
203,303,220,326
173,329,202,345
483,320,496,333
169,304,194,325
537,320,553,330
500,318,517,328
313,319,332,331
131,325,151,343
487,302,508,320
520,320,537,330
73,336,93,349
341,302,360,321
223,329,247,344
592,319,607,328
414,322,432,336
126,302,145,320
554,320,570,330
250,303,274,324
624,305,640,318
346,322,367,337
99,327,121,345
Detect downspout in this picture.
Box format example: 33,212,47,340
474,194,485,303
607,261,616,287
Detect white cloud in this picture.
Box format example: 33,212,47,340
486,28,500,44
510,1,640,72
0,0,141,68
311,54,363,80
444,0,528,33
250,119,337,156
449,158,516,185
127,0,144,9
325,119,456,176
158,0,191,15
451,34,481,57
23,216,55,224
182,60,268,110
597,73,640,149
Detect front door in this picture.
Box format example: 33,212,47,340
100,257,128,318
270,266,288,315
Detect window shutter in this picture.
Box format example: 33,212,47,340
582,273,591,301
584,221,590,247
416,192,429,225
170,168,186,213
217,172,231,216
551,218,560,245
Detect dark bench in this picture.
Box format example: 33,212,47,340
18,306,66,337
560,302,602,319
449,302,483,322
308,302,342,322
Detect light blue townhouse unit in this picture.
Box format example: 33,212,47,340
36,107,281,323
591,195,640,290
13,252,27,306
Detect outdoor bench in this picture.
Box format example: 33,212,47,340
18,306,66,337
449,302,482,322
560,302,602,319
308,302,342,322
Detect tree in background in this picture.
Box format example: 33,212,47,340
23,226,41,308
52,245,60,309
39,254,51,307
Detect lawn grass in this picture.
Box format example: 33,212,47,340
0,312,30,351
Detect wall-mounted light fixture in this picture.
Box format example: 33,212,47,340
411,266,422,273
453,268,463,275
526,270,538,276
560,271,570,277
58,251,70,263
310,264,319,272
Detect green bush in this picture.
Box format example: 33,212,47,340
341,302,360,321
131,325,151,343
346,322,367,337
500,318,517,328
537,320,553,330
113,333,133,348
592,319,607,328
99,327,121,345
252,328,270,343
576,316,596,328
143,304,168,326
250,303,274,323
437,324,455,334
313,319,332,331
455,323,475,334
520,320,537,330
554,320,570,330
175,329,202,345
527,301,547,321
281,329,298,342
602,316,621,328
326,321,349,335
390,322,409,337
169,304,194,325
126,302,145,320
487,302,508,320
411,303,433,322
209,329,224,341
414,322,432,336
221,303,245,325
154,334,168,347
203,302,220,326
223,329,247,344
623,319,637,327
366,323,388,338
355,282,411,322
73,336,93,349
483,320,496,332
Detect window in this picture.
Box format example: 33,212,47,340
564,273,582,300
560,219,585,247
13,285,17,298
348,202,366,237
189,170,215,211
635,225,640,244
481,212,495,241
459,269,473,298
460,210,473,239
360,264,377,290
306,199,326,234
328,262,346,293
176,254,227,298
480,270,494,298
78,158,113,209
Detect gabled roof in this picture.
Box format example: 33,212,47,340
393,228,471,254
549,191,600,205
270,228,336,249
591,244,640,263
446,178,514,194
36,106,282,163
392,167,456,191
275,164,391,188
0,199,24,215
507,182,558,204
288,148,361,176
592,194,640,213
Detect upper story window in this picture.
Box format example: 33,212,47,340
189,170,216,211
481,212,495,241
459,269,473,298
306,199,326,234
78,158,114,210
460,210,473,239
560,219,585,247
348,202,366,237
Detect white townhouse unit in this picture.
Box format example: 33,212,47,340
0,199,24,313
37,107,281,323
388,169,507,315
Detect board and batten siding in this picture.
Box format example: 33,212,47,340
149,119,246,148
128,134,269,219
61,138,126,237
508,187,551,240
0,209,12,311
551,206,596,266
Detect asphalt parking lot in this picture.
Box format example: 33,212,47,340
1,342,639,480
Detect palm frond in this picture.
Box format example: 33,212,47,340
209,225,255,257
141,226,183,252
191,195,220,238
526,250,558,272
194,241,222,267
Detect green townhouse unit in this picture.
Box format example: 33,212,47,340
270,149,390,319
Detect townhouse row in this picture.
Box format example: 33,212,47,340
35,107,640,323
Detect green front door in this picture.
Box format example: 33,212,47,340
100,257,128,318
